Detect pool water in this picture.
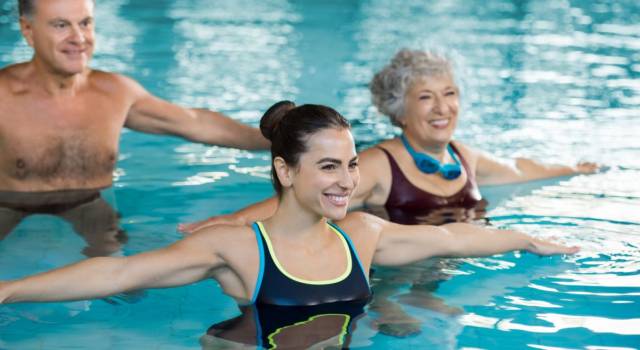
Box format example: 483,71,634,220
1,0,639,348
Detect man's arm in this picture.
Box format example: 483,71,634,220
122,76,269,150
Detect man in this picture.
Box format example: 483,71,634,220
0,0,269,254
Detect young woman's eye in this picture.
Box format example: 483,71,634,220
348,161,358,170
321,164,337,171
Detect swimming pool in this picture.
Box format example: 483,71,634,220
1,0,639,348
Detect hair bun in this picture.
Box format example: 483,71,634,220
260,100,295,140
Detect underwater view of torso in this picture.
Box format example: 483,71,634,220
1,0,639,348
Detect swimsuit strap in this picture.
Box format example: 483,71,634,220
250,222,266,304
448,142,475,182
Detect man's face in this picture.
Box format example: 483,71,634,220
20,0,95,76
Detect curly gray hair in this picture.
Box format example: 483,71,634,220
369,49,456,127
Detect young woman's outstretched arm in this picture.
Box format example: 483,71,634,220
0,230,223,304
347,213,579,267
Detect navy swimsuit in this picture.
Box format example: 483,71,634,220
251,221,371,306
206,221,371,348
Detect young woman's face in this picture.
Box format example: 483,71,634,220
288,128,359,220
401,74,460,147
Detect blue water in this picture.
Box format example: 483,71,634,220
1,0,639,348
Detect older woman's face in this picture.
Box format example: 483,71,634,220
401,74,459,146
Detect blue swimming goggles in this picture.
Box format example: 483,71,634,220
400,134,462,180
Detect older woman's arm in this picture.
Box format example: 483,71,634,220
474,149,598,186
179,197,278,234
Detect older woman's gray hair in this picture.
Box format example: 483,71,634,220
370,49,456,127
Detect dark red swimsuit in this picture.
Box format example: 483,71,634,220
378,143,484,225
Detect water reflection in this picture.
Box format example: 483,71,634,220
203,300,367,349
497,313,640,335
0,2,30,63
92,0,138,73
366,200,488,226
166,0,299,110
0,190,126,257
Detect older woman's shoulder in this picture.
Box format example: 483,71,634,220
360,139,399,158
451,140,483,164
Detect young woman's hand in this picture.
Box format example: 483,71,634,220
0,281,8,304
526,237,580,256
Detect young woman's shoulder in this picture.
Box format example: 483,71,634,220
193,223,256,239
337,212,385,239
184,224,258,255
335,212,386,267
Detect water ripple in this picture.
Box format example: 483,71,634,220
495,313,640,335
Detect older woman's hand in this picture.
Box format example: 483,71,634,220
574,161,600,174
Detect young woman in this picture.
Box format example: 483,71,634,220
180,49,598,231
0,102,577,346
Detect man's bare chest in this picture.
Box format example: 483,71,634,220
0,102,127,183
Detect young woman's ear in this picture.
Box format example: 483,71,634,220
273,157,293,188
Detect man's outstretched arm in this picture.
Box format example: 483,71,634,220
123,76,269,150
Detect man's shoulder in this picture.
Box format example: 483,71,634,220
87,69,143,95
88,69,132,85
0,62,25,75
0,63,29,94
